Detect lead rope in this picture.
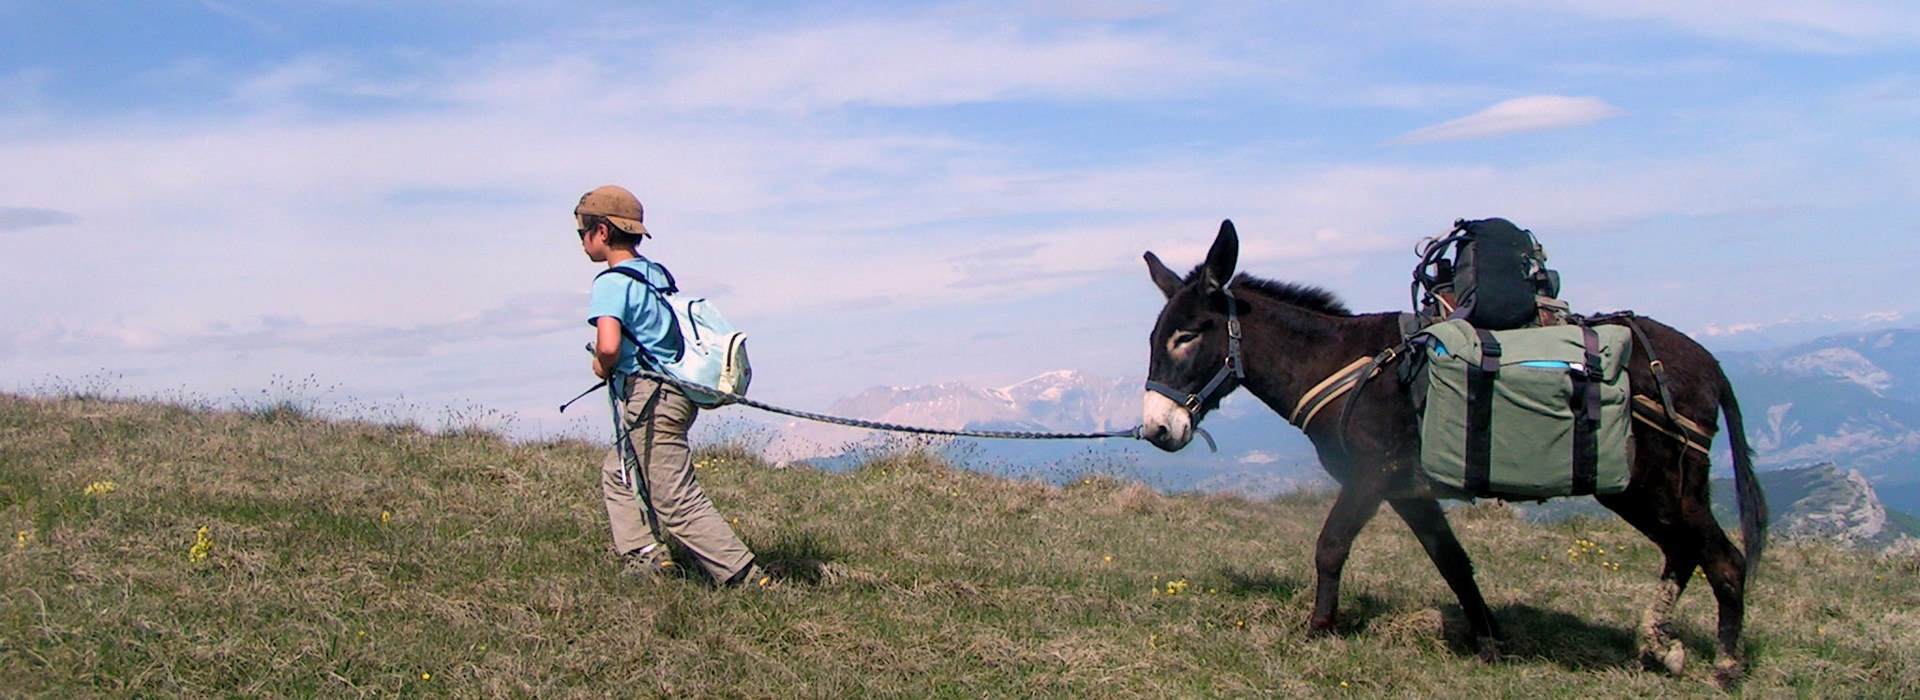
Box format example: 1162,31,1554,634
563,369,1215,451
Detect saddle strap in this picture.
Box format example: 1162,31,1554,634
1289,356,1379,427
1631,394,1715,457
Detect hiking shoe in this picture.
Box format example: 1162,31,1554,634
620,547,674,580
726,562,772,589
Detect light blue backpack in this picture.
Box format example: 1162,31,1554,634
598,263,752,408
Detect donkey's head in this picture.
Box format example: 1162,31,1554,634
1141,220,1249,452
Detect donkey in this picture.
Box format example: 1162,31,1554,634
1140,220,1767,686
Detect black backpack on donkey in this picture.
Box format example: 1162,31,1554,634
1405,218,1632,500
1412,217,1564,331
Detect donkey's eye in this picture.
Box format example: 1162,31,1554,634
1169,330,1201,347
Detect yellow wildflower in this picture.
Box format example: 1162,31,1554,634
83,480,117,496
188,526,212,563
14,529,31,550
380,510,392,525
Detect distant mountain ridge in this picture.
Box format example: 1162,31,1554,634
1719,327,1920,514
1722,329,1920,399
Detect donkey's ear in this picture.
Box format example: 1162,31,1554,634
1144,251,1182,299
1203,219,1239,290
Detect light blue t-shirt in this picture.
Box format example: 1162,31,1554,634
588,257,684,377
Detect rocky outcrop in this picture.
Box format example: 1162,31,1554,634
1762,463,1911,551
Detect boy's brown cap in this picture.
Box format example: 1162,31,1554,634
574,185,651,237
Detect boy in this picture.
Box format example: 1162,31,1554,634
576,184,767,588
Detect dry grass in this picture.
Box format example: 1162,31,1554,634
2,393,1916,698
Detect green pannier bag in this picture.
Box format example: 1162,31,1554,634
1417,319,1633,499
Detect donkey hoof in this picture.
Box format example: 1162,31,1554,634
1307,617,1337,638
1474,636,1504,663
1657,641,1687,676
1711,657,1746,689
1637,636,1686,676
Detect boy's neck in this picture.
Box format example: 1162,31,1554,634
604,245,639,267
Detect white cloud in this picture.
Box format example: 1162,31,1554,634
1702,312,1909,339
1238,450,1279,465
655,20,1237,112
1392,95,1624,144
1541,0,1920,52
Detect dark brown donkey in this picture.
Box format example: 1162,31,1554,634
1140,220,1768,687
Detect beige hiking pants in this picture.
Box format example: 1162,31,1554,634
600,375,754,582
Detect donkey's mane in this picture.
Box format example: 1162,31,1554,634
1183,263,1351,316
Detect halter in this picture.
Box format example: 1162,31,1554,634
1145,284,1245,416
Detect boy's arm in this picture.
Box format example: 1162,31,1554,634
593,316,624,380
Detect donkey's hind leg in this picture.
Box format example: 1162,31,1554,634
1599,492,1698,676
1597,490,1720,675
1388,497,1503,658
1618,493,1753,687
1687,509,1751,688
1644,560,1696,676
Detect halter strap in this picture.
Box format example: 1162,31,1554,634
1144,285,1245,414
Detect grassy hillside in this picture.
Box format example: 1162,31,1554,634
2,394,1916,698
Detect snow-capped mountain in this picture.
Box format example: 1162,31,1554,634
821,370,1137,434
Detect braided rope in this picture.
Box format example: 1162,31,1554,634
629,369,1146,442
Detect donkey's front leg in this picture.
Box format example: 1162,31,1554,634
1308,481,1389,635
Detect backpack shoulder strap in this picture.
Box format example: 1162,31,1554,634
596,264,654,289
592,265,669,365
598,260,680,294
651,262,678,295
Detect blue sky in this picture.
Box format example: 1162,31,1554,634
3,1,1917,437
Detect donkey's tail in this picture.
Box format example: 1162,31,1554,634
1717,363,1769,579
